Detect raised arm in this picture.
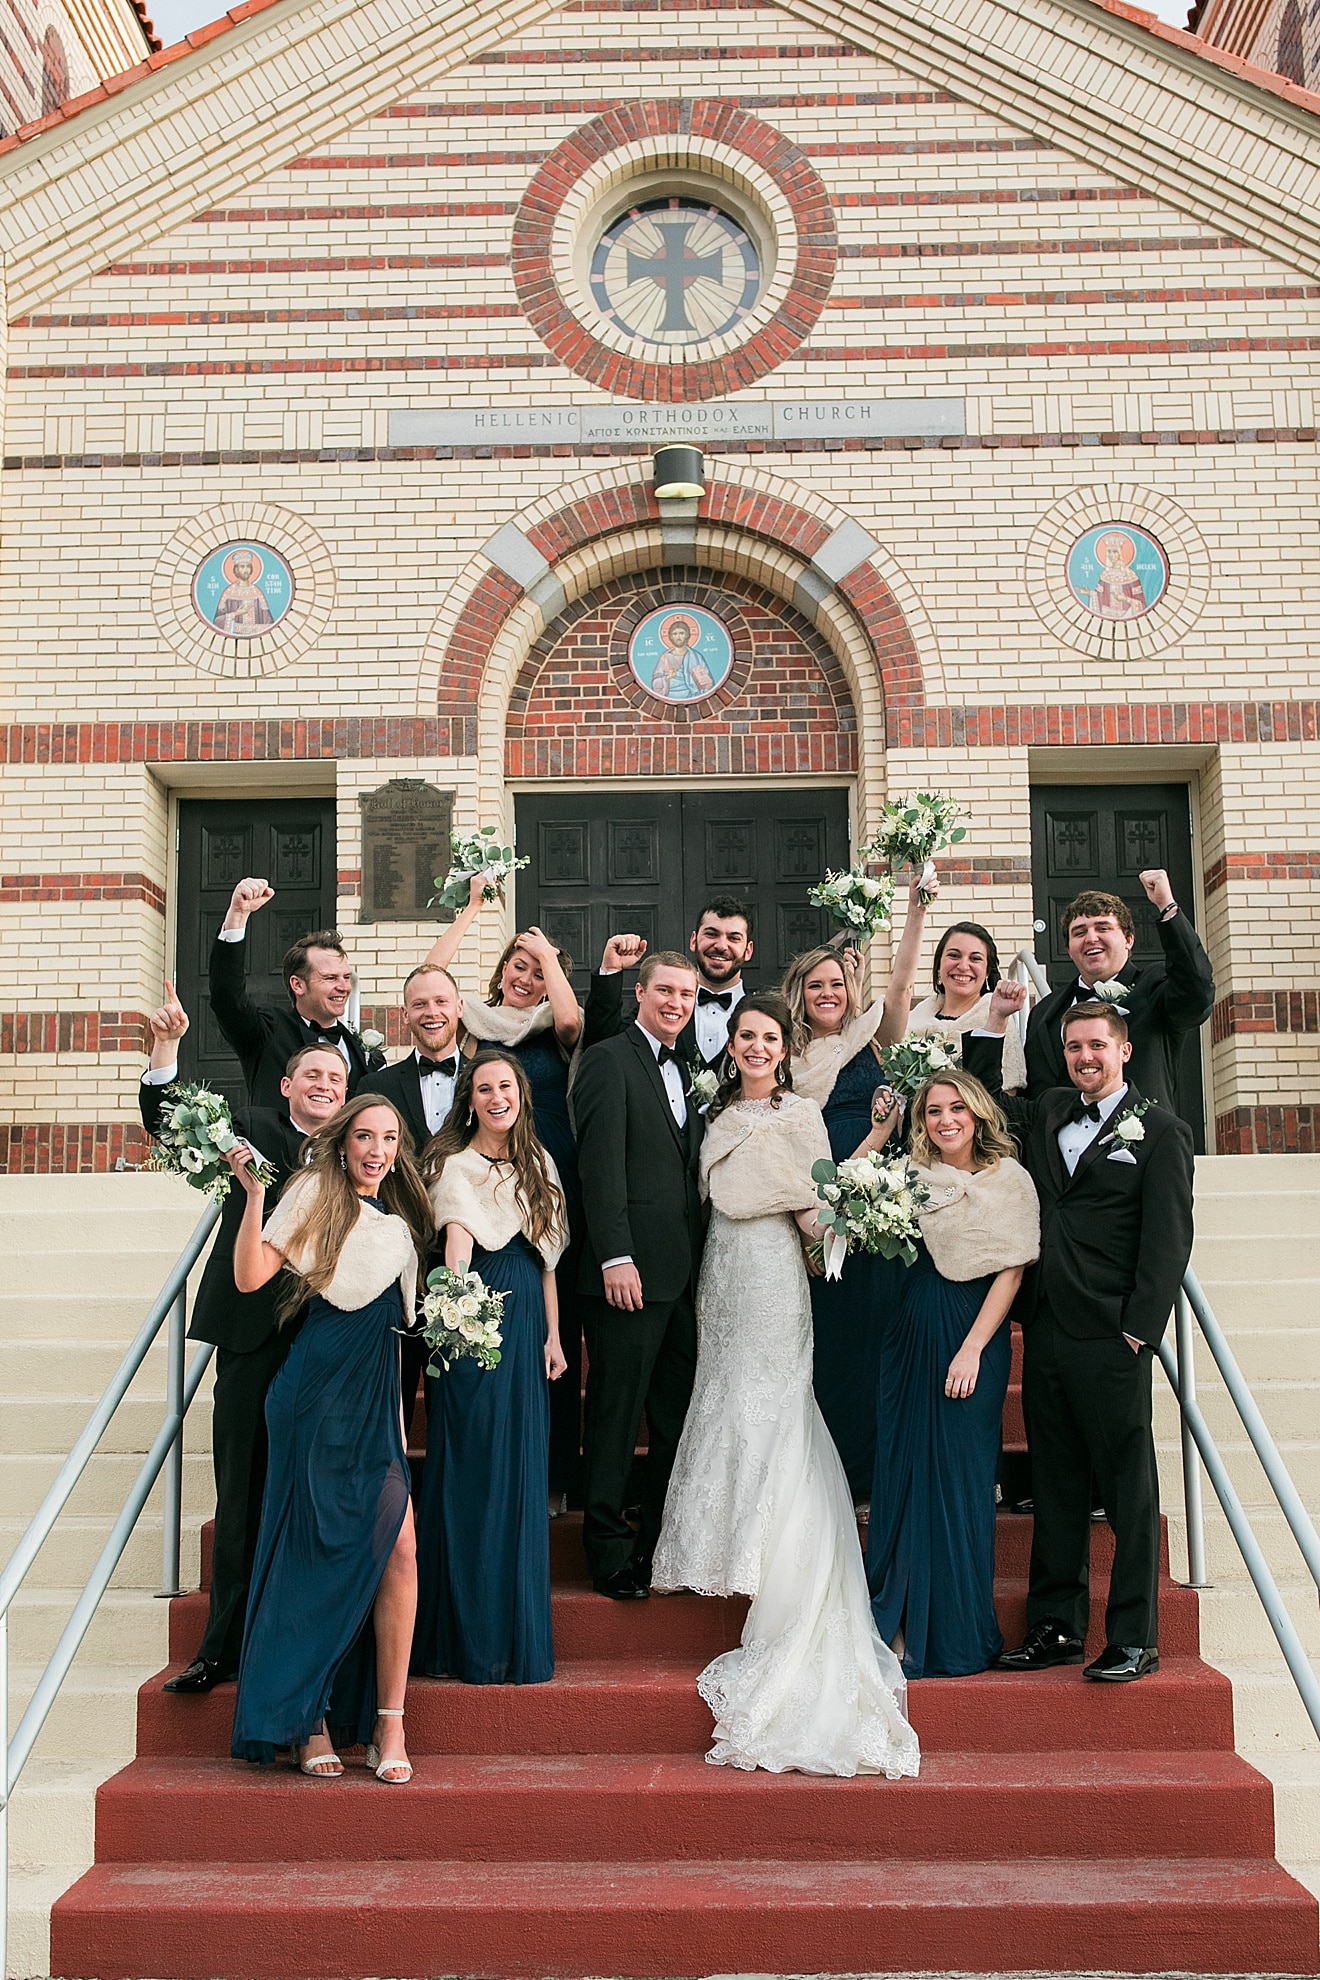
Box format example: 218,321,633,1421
877,872,937,1047
1138,870,1215,1035
210,879,275,1059
518,926,581,1048
960,979,1037,1135
138,980,190,1137
421,872,487,976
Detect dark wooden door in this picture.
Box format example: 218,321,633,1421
1029,782,1205,1146
514,788,851,989
175,798,339,1106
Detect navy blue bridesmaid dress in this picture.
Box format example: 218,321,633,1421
411,1231,553,1684
866,1243,1009,1677
231,1258,410,1761
508,1032,584,1499
810,1044,904,1499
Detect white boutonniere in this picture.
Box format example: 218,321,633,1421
358,1027,385,1053
1104,1099,1151,1163
1090,978,1130,1006
689,1068,720,1110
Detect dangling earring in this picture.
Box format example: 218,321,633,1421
467,1109,476,1128
339,1151,347,1169
774,1060,789,1087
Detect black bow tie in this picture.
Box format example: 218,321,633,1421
1070,1098,1103,1125
417,1055,458,1079
657,1044,682,1067
698,988,734,1009
308,1022,344,1047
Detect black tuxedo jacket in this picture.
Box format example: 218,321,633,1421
963,1036,1194,1349
1024,909,1213,1114
357,1052,438,1158
208,933,385,1112
573,1023,705,1304
138,1085,307,1354
580,970,729,1071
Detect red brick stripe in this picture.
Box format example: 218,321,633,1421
1204,850,1320,891
0,1123,151,1173
826,284,1320,310
281,135,1053,169
472,43,865,62
0,870,165,911
196,202,517,223
1212,990,1320,1042
0,1011,152,1052
0,718,475,763
838,237,1240,258
384,90,956,117
801,335,1320,361
934,858,1032,886
505,733,858,777
1216,1106,1318,1155
20,305,524,329
8,355,558,379
95,254,509,277
889,702,1320,747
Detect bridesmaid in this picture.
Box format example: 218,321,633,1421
227,1095,433,1782
422,879,587,1513
782,872,934,1501
412,1050,568,1685
904,920,1030,1092
867,1070,1039,1677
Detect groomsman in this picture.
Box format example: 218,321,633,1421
575,952,705,1600
209,876,386,1110
138,985,347,1691
581,896,753,1071
965,984,1194,1680
1025,869,1213,1115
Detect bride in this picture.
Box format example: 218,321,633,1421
652,992,919,1780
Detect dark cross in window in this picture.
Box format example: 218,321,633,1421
626,218,724,333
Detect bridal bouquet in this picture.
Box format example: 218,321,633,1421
811,1151,929,1279
808,862,897,939
418,1264,505,1374
434,824,530,914
146,1082,276,1202
876,1032,961,1101
867,792,967,904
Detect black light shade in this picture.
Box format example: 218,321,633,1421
652,445,706,500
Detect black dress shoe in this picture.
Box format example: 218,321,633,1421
1085,1644,1159,1682
592,1566,649,1601
162,1657,237,1694
996,1618,1085,1671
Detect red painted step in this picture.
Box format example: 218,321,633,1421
94,1748,1277,1863
52,1855,1320,1980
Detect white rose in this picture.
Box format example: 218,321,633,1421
859,876,884,899
1114,1115,1145,1143
1092,978,1128,1004
360,1029,385,1052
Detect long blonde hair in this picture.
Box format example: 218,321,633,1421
273,1093,434,1320
781,945,862,1055
908,1068,1017,1173
419,1051,565,1254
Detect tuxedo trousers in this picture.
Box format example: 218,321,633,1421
198,1326,296,1667
1022,1307,1160,1649
580,1291,697,1581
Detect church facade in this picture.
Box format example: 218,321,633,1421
0,0,1317,1161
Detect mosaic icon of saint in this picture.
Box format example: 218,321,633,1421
1084,532,1147,620
649,613,716,700
214,549,274,637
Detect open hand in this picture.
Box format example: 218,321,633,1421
518,925,561,968
227,877,274,923
1138,869,1175,912
601,933,647,972
149,979,189,1045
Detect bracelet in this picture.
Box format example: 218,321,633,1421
1159,900,1179,922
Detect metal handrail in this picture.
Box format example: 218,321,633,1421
1163,1268,1320,1744
1011,946,1051,1000
0,1196,219,1980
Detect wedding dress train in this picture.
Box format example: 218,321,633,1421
653,1104,919,1779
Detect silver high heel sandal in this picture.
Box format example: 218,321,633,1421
365,1707,412,1784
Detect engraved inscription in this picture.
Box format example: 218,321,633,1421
359,780,455,923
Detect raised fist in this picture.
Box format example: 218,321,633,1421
601,933,647,972
227,877,274,922
986,978,1028,1031
1138,868,1175,912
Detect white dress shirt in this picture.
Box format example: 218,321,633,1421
601,1023,687,1272
693,979,744,1067
1056,1082,1128,1177
416,1050,459,1137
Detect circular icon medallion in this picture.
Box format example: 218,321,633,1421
590,198,761,347
191,542,294,637
628,605,734,703
1065,524,1168,622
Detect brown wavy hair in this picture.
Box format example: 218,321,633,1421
908,1068,1017,1173
485,934,574,1005
707,991,797,1119
419,1050,565,1257
272,1092,433,1320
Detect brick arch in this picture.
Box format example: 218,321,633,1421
505,569,857,780
436,478,926,724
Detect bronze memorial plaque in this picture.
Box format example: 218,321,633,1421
359,779,455,923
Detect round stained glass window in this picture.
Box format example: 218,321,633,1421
589,198,762,347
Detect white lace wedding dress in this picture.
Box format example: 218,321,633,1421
652,1095,920,1780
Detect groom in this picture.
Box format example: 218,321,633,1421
965,984,1194,1681
574,952,705,1600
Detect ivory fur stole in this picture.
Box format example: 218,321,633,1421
262,1172,419,1314
700,1093,831,1221
909,1157,1040,1282
906,992,1030,1093
429,1143,567,1270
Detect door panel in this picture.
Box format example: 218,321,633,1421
515,787,850,991
176,798,339,1107
1030,781,1205,1146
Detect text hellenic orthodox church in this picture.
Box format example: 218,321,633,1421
1,0,1318,1156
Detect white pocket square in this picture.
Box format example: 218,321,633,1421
1107,1146,1138,1165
